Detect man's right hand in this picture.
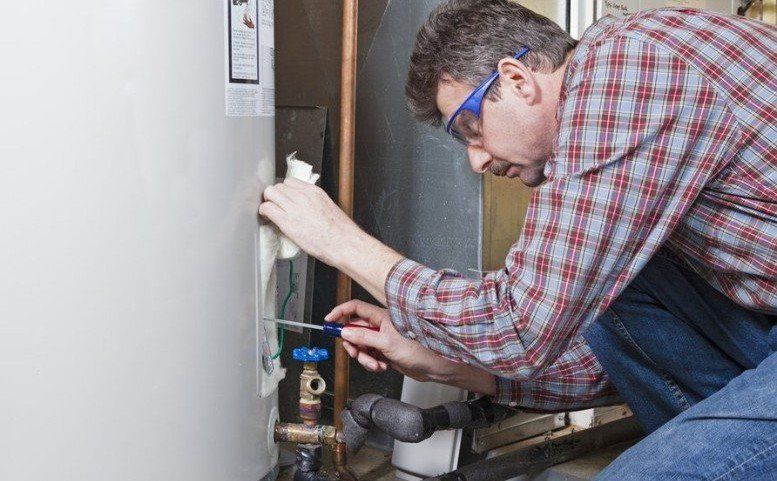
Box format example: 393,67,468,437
325,300,496,395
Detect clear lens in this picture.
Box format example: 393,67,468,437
449,109,480,145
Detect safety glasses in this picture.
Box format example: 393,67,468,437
445,47,530,145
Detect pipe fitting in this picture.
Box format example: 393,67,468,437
332,442,359,481
301,362,327,399
341,395,507,454
304,376,326,396
293,444,330,481
274,422,342,446
279,348,358,480
299,361,326,426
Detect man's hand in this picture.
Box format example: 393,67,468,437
259,178,360,266
259,179,403,304
326,300,496,395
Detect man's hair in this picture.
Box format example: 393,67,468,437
406,0,577,126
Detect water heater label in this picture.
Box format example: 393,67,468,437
224,0,275,117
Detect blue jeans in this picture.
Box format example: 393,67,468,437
585,249,776,480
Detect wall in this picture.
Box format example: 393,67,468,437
274,0,482,422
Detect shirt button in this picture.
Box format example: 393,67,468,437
406,331,416,339
508,401,518,407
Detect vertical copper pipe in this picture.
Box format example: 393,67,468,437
333,443,359,481
334,0,358,431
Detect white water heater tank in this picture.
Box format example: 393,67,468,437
0,1,279,480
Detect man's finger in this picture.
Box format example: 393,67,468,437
342,340,359,358
346,319,372,328
324,299,363,320
281,178,320,200
364,347,389,364
325,299,383,324
257,202,287,225
340,324,388,351
283,177,326,197
282,177,310,189
357,351,384,372
262,184,297,209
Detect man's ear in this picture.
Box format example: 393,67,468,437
496,56,539,106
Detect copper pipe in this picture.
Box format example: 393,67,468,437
333,443,359,481
273,422,341,446
334,0,358,431
274,423,358,480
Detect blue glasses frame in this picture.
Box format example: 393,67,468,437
445,47,530,144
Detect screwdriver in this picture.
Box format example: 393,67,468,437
263,317,379,338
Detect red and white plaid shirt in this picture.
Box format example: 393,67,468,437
385,9,776,410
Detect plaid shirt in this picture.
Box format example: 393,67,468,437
385,9,777,410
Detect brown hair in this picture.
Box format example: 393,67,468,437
406,0,576,126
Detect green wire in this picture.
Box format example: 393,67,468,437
270,260,294,360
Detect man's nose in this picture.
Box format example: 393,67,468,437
467,146,492,174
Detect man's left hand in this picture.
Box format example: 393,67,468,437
259,178,361,266
259,179,403,304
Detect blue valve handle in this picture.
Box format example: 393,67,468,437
292,346,330,362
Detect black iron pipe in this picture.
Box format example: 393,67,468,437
341,395,508,454
293,444,330,481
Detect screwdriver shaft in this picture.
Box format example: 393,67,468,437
263,317,380,339
263,317,324,331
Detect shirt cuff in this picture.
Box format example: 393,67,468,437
492,376,526,408
384,257,437,349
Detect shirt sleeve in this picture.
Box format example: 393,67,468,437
493,337,620,410
385,36,739,398
387,259,620,409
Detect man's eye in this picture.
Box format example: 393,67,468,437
461,119,478,137
463,123,480,139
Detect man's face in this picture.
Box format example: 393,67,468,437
436,68,558,187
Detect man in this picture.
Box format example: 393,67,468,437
261,1,776,478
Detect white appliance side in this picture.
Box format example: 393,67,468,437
0,2,277,480
392,378,468,479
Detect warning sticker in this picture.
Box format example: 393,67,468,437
224,0,274,117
